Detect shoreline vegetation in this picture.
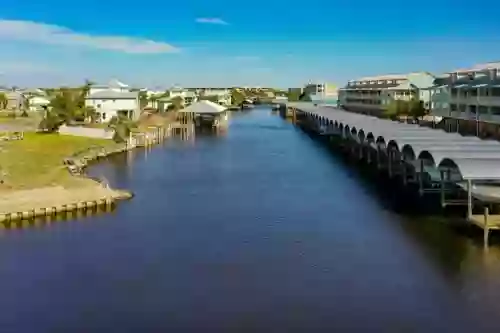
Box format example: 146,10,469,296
0,132,134,220
0,112,176,221
0,84,283,222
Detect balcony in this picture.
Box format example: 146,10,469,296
449,95,500,106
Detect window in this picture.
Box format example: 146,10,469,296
102,113,106,120
450,104,457,111
491,107,500,115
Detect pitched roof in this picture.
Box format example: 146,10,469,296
451,61,500,74
108,79,129,88
86,90,138,99
386,81,416,90
5,91,24,99
203,89,230,96
355,74,408,81
184,91,197,98
180,100,226,114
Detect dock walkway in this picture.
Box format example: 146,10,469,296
285,102,500,246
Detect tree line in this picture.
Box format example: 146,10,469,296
383,98,427,121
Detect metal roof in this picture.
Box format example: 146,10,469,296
87,90,138,99
440,158,500,180
288,102,500,181
180,100,226,114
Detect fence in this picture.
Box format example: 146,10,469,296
59,125,114,139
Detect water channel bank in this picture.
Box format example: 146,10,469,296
1,108,500,331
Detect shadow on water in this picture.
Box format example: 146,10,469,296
298,130,500,280
1,108,498,331
0,204,117,232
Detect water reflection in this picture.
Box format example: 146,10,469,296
2,108,500,331
0,204,116,231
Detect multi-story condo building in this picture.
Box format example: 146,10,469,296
430,62,500,124
303,82,337,96
338,72,435,115
303,82,338,104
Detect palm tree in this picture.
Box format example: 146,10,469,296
108,114,136,143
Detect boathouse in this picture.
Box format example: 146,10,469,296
180,100,229,130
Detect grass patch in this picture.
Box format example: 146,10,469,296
0,111,42,127
0,133,121,190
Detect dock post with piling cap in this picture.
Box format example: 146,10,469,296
418,159,424,196
467,179,473,220
484,206,490,247
440,170,445,207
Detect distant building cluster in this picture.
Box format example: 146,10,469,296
338,72,435,115
337,61,500,128
0,87,50,112
0,80,283,124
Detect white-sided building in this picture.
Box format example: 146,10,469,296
85,90,140,122
338,72,436,115
28,96,51,111
201,88,232,106
167,86,198,106
303,82,338,97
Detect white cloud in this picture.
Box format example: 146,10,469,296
195,18,228,25
0,20,179,54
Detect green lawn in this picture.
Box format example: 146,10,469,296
0,111,43,128
0,133,120,190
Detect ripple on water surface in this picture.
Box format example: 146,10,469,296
0,109,498,331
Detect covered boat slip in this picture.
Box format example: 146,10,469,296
287,102,500,240
179,100,229,130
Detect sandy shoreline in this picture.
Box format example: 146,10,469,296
0,182,132,215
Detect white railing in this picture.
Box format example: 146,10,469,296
449,95,500,106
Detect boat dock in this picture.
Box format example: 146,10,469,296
283,102,500,246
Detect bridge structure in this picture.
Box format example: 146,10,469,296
285,102,500,246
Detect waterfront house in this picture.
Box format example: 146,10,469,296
304,82,338,97
4,91,27,110
28,96,51,111
159,86,198,110
338,72,436,116
425,62,500,137
21,88,46,97
200,89,232,106
85,90,140,122
445,62,500,123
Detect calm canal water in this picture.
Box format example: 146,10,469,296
1,108,500,332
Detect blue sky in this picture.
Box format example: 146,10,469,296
1,0,500,88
